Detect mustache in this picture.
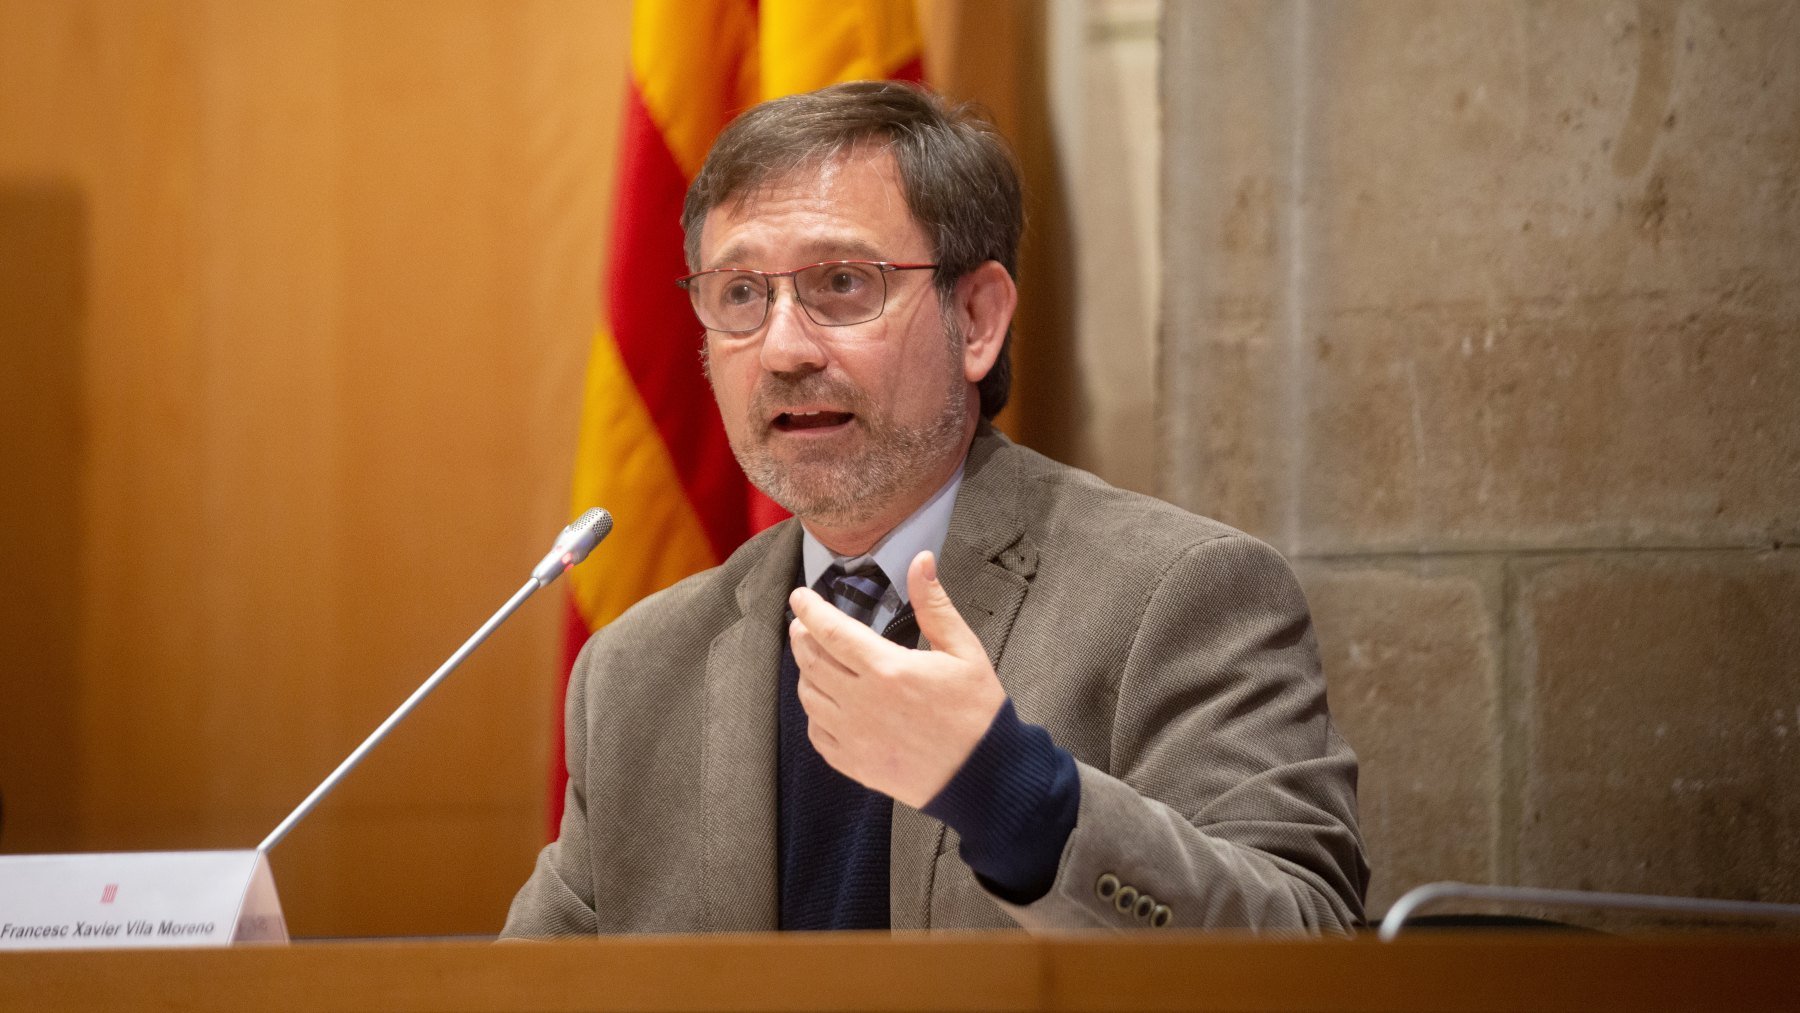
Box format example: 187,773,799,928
748,373,871,422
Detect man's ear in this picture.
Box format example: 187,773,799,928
955,260,1017,383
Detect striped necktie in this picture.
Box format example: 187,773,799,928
819,562,890,628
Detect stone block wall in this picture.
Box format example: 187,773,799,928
1161,1,1799,923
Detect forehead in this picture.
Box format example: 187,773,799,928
698,149,930,269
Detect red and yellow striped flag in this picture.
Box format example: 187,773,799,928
553,0,925,832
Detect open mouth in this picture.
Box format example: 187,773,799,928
773,410,854,433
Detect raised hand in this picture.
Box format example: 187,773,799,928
788,550,1007,809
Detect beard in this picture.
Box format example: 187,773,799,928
716,317,971,529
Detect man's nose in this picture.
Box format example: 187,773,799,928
758,280,829,374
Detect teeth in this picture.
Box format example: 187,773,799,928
774,409,846,424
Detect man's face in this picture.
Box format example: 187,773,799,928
697,149,976,535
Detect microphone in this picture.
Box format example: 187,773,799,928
530,507,614,587
258,509,614,853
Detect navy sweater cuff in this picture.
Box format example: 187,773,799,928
922,698,1081,905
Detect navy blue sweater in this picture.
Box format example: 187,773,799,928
776,606,1081,929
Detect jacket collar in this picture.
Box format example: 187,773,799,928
698,520,800,930
891,423,1040,928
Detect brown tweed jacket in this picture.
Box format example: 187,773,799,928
502,426,1368,936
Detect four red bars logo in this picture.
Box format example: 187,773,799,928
101,883,118,904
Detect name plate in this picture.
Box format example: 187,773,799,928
0,850,287,950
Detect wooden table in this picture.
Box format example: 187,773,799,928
5,931,1795,1011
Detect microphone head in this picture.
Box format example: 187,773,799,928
565,507,614,547
531,507,614,586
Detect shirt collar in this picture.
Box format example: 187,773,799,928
800,462,964,605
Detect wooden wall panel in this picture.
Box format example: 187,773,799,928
0,0,629,936
0,180,86,855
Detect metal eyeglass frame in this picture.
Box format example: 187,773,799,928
675,260,938,333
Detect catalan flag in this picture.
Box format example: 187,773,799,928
552,0,926,832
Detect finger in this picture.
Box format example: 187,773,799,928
905,550,985,659
790,619,860,685
807,720,841,756
795,668,840,713
789,584,900,673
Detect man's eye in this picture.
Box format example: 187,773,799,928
813,266,873,298
719,279,761,305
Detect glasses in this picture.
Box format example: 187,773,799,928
676,260,938,334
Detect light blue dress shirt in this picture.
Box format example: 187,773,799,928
799,465,964,632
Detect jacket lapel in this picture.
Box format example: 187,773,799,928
698,521,801,931
890,426,1039,929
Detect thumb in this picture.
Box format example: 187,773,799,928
907,550,983,659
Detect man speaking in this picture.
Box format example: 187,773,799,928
504,81,1368,935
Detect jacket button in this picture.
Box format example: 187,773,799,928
1151,904,1173,928
1133,893,1156,921
1094,873,1120,902
1113,885,1139,915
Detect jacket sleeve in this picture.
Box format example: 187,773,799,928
500,638,602,939
991,533,1368,934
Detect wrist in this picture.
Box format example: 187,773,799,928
923,700,1081,904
